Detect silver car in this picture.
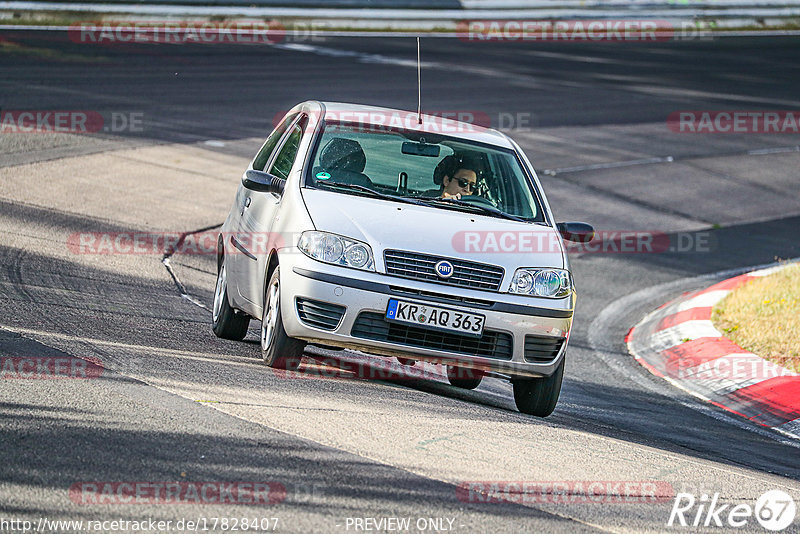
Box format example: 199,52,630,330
212,101,593,416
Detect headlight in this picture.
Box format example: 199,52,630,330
509,268,571,298
297,231,374,271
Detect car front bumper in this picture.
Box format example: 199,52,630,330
280,252,573,379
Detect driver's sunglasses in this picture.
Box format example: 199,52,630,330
454,178,477,191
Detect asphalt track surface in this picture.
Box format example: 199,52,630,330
1,31,800,532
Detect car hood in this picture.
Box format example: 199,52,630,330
302,189,564,270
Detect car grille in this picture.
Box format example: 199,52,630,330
523,335,565,363
351,312,513,360
384,250,504,292
296,298,346,331
389,286,494,308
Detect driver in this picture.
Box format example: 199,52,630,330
437,153,482,200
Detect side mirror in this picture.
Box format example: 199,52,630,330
557,222,594,243
242,169,285,195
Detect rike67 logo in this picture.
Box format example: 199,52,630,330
668,490,796,531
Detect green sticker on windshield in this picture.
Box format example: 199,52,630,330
316,171,331,180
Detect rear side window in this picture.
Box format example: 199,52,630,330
269,118,306,180
252,113,298,171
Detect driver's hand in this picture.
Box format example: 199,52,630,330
441,192,462,200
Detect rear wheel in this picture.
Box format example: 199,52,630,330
261,267,306,370
512,358,564,417
446,365,484,390
212,261,250,341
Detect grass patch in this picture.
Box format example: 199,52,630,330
712,264,800,373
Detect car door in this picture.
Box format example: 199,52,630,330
227,112,298,310
235,114,308,309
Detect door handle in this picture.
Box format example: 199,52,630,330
241,196,251,215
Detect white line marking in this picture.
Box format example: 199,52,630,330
676,289,730,310
648,320,723,351
747,145,800,155
750,264,791,277
272,42,431,68
780,419,800,437
628,83,800,108
542,156,674,176
1,325,257,366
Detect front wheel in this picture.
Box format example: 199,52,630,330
212,262,250,341
512,358,564,417
261,267,306,370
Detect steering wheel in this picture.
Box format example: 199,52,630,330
458,194,497,208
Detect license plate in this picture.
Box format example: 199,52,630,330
385,299,485,337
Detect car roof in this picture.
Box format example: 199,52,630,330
301,101,515,149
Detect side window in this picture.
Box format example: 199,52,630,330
252,113,298,171
268,117,306,180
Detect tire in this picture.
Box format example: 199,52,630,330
212,261,250,341
512,358,564,417
446,365,484,390
261,267,306,370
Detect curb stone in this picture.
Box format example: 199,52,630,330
627,264,800,440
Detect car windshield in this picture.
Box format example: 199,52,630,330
304,121,545,221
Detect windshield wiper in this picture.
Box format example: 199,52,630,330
315,182,427,207
409,196,529,222
315,183,531,222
